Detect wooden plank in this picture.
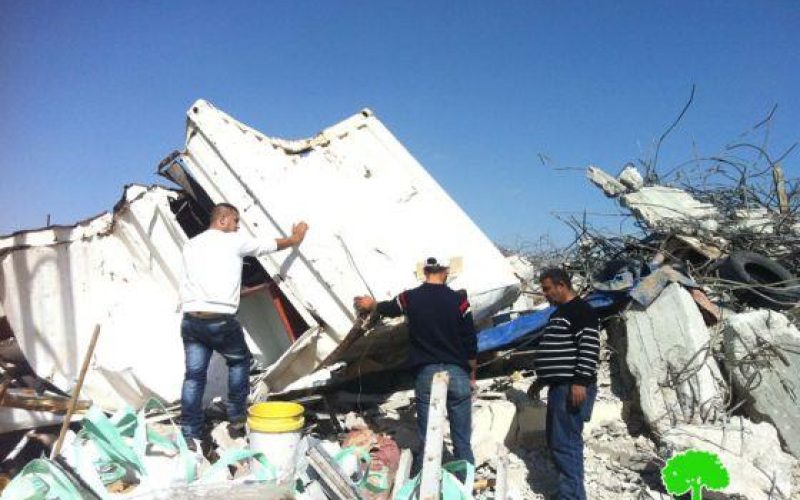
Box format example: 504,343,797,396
773,164,790,215
391,448,413,499
52,324,100,458
473,478,495,491
0,374,10,406
319,311,378,368
419,370,450,500
0,391,91,413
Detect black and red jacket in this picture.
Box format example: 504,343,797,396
376,282,477,371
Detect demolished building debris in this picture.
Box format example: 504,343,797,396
573,159,800,497
617,282,726,433
0,100,520,416
164,100,520,395
2,99,800,498
722,310,800,458
660,418,796,499
1,186,199,411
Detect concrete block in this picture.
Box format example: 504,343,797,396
661,417,795,499
471,400,518,464
618,165,644,191
723,309,800,458
587,166,627,197
582,399,623,437
622,283,727,434
514,400,547,448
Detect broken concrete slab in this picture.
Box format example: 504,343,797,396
471,400,518,465
582,398,624,438
628,265,697,307
620,186,719,233
660,417,795,499
586,166,627,197
621,283,727,434
617,165,644,192
722,309,800,458
512,400,547,448
585,165,720,234
731,207,775,234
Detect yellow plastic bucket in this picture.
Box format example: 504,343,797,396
247,401,305,433
247,402,305,480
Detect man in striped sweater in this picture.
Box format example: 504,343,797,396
532,268,600,500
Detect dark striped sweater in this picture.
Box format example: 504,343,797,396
532,297,600,386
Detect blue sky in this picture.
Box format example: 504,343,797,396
1,1,798,247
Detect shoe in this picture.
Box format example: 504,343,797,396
185,437,202,453
228,421,247,439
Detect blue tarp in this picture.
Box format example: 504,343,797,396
477,292,621,353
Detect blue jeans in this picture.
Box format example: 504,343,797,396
180,314,252,440
546,383,597,500
413,363,474,474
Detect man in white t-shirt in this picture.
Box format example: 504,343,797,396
179,203,308,446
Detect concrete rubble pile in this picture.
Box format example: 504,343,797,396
1,98,799,498
568,163,800,498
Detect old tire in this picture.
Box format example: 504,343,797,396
720,251,800,310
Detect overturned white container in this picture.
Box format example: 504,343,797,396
163,99,520,393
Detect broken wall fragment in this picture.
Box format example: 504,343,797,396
620,283,726,434
585,165,719,234
0,186,293,412
722,309,800,458
660,418,795,499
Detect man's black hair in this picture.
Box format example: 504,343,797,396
539,267,572,289
423,257,448,273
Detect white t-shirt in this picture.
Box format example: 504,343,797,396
180,229,278,314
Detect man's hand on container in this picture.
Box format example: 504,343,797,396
353,296,376,315
290,221,309,245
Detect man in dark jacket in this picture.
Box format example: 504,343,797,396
531,267,600,500
354,257,477,470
